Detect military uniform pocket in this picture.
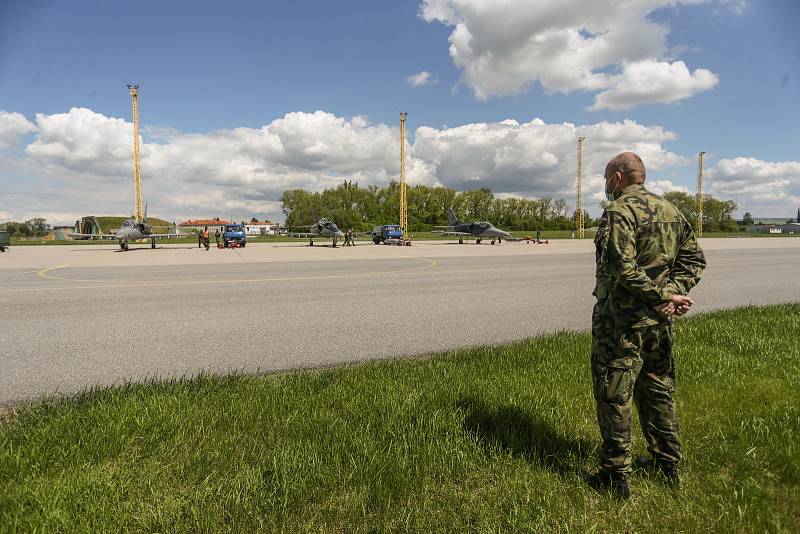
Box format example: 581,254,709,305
603,367,634,404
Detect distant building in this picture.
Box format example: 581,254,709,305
781,222,800,234
746,224,782,234
746,223,800,234
244,220,278,235
178,219,231,234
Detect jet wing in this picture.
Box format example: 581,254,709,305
68,232,116,239
287,232,319,238
147,232,185,238
431,230,471,237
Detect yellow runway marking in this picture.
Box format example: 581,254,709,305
0,269,48,278
3,258,439,293
37,264,71,279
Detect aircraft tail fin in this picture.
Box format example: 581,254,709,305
143,204,148,222
447,207,459,226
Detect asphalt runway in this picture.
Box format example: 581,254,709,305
1,238,799,405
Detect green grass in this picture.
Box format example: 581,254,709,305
1,305,799,532
94,216,173,229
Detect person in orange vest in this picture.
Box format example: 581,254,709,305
203,226,210,250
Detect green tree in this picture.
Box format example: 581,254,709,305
279,182,745,233
26,218,49,236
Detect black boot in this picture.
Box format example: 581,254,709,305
585,471,631,500
635,455,680,488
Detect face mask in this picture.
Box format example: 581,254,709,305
604,174,619,202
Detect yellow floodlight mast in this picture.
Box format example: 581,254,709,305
399,111,408,241
127,84,144,222
576,136,586,238
695,151,705,238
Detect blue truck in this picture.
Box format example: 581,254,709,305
370,224,403,244
223,223,247,248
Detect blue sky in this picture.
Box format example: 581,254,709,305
1,0,799,224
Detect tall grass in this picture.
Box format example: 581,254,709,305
1,305,798,532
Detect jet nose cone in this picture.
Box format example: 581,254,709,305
490,228,511,238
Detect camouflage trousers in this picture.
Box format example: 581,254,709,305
591,314,681,477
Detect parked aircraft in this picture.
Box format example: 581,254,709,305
288,217,345,247
433,208,514,244
69,207,182,250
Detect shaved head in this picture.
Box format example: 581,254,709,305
605,152,646,183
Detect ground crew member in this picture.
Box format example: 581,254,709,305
214,228,221,248
197,229,202,248
203,226,210,251
536,227,541,243
587,152,705,499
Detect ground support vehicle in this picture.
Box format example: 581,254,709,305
223,224,247,248
370,224,404,245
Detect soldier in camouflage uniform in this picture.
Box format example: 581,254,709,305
587,152,706,499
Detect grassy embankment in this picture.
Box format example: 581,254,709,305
1,304,798,532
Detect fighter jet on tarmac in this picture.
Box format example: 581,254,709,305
288,217,345,247
69,207,182,251
433,208,515,244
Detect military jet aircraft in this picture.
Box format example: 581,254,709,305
69,207,182,251
288,217,345,247
433,208,514,244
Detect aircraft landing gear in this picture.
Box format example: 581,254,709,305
490,239,496,245
332,238,338,248
458,237,463,244
151,237,156,249
476,238,482,244
309,238,314,246
119,240,129,251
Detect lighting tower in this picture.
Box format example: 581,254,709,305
695,151,705,238
576,136,586,239
399,111,408,241
127,84,144,222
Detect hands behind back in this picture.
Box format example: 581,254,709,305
655,295,694,319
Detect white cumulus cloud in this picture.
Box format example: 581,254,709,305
589,60,719,111
413,117,688,204
708,157,800,214
406,71,438,87
420,0,724,109
0,111,37,149
2,107,694,222
9,108,403,223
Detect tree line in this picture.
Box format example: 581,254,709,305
280,182,743,233
281,181,585,232
661,192,739,232
1,218,49,237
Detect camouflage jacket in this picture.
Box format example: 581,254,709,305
594,184,706,328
